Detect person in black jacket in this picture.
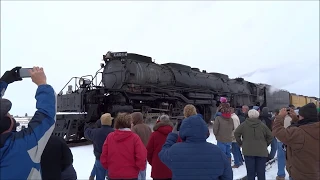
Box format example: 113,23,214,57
237,105,249,124
41,135,77,180
259,107,277,161
84,113,114,180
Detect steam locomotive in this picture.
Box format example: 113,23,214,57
53,51,294,142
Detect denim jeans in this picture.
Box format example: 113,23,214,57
90,163,96,177
269,137,278,159
277,142,286,178
244,156,267,180
94,160,108,180
217,141,232,158
231,142,244,166
138,161,147,180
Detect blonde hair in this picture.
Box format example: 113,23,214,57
183,104,197,118
114,113,132,129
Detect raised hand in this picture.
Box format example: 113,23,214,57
29,67,47,86
0,67,23,84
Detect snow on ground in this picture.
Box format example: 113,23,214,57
71,128,289,180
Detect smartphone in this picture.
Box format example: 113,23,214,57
19,68,32,78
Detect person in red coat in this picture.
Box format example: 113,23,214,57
100,113,147,180
147,115,174,180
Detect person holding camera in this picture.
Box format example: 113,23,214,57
272,103,320,180
0,67,56,180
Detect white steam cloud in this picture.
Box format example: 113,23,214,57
238,60,319,97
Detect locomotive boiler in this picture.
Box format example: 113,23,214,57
53,51,290,142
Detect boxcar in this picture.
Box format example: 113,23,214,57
290,94,307,108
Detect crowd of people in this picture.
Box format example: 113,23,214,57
0,67,319,180
84,97,319,180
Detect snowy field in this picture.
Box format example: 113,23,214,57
71,128,290,180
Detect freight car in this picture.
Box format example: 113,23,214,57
53,51,316,142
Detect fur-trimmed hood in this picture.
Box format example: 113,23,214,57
153,119,174,133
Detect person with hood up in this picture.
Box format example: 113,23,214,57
85,113,114,180
176,104,209,142
272,103,320,180
230,108,243,168
234,109,273,180
146,114,174,180
213,102,234,164
259,107,277,161
131,112,152,180
0,67,57,180
158,113,233,180
41,135,77,180
100,113,147,180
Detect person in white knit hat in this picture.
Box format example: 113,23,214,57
234,109,273,180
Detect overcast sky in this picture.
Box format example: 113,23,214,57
1,1,319,115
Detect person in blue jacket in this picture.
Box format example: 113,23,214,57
85,113,114,180
158,112,233,180
0,66,56,180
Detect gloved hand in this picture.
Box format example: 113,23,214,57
0,67,22,84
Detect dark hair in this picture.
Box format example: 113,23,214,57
114,113,132,129
274,109,280,115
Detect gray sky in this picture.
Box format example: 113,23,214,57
1,1,319,115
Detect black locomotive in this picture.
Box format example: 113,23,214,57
53,51,290,142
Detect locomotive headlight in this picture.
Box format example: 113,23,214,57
79,78,91,87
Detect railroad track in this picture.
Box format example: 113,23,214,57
67,139,92,148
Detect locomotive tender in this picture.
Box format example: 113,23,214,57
53,51,295,141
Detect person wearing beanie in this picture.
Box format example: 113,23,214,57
252,106,260,112
213,102,234,164
84,113,114,180
259,107,277,162
213,97,228,119
0,99,20,134
0,67,57,180
220,97,228,103
234,109,273,180
147,114,174,180
272,103,320,180
131,112,152,180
